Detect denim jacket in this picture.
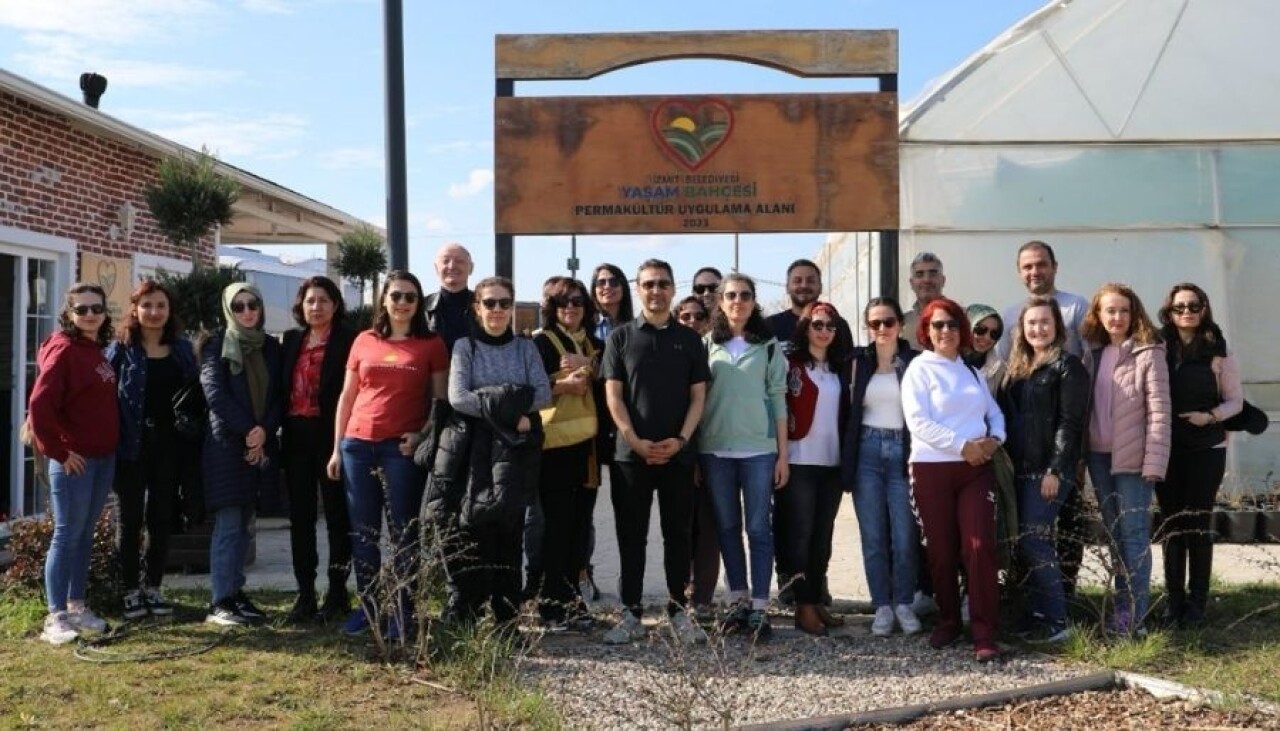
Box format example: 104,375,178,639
106,337,198,461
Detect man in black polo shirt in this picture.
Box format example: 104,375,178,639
602,258,709,646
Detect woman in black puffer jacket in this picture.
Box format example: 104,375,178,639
998,295,1089,644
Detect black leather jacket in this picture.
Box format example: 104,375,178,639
997,352,1089,477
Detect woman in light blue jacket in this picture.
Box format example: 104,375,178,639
698,273,788,641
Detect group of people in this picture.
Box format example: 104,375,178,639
27,239,1245,664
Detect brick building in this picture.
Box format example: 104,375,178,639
1,68,370,520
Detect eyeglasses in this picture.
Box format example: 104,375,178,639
972,324,1002,339
553,295,585,308
809,320,837,333
678,311,708,323
595,276,622,289
71,304,106,316
387,291,419,304
722,290,754,302
692,283,720,295
230,299,261,314
930,319,961,331
1171,302,1204,315
639,279,673,291
481,297,514,311
866,317,898,330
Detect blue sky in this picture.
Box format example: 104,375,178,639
0,0,1046,304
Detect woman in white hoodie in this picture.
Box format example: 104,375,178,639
901,297,1006,664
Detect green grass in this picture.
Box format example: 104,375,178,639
0,587,558,730
1045,582,1280,703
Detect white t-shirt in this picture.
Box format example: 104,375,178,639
789,364,841,466
861,372,905,430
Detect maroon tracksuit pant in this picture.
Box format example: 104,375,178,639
910,461,1000,644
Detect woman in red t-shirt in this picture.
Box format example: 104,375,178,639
327,271,448,637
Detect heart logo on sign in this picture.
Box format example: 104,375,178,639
97,259,117,297
650,98,734,172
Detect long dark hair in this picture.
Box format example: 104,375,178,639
591,263,633,323
59,282,113,346
291,275,346,329
789,302,852,369
1158,282,1225,360
372,270,432,338
116,280,181,346
709,273,773,345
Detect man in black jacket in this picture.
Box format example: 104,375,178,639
424,242,474,353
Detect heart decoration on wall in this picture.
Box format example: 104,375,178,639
650,98,734,172
97,259,118,297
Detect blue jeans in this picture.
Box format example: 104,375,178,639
853,428,918,607
341,437,426,609
701,453,775,605
211,504,255,603
1017,475,1074,624
1088,452,1153,622
45,455,115,611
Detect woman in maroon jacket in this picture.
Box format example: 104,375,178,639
27,283,120,645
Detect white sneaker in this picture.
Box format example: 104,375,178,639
871,605,895,636
669,611,708,645
960,594,971,626
603,613,646,645
911,590,939,617
66,607,108,635
894,604,922,635
41,612,79,645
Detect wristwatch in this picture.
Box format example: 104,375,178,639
675,435,688,448
1045,468,1059,479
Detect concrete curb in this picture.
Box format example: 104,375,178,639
1116,670,1280,716
737,670,1118,731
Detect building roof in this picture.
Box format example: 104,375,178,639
900,0,1280,143
0,67,377,244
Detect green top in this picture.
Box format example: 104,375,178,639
697,336,788,454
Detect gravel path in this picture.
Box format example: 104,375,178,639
519,613,1097,730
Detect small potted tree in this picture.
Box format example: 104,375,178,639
333,225,388,331
143,148,239,268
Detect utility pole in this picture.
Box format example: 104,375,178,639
383,0,409,270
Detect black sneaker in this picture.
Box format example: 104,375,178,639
206,600,247,627
232,591,268,624
144,588,173,617
286,593,318,624
747,609,773,642
122,590,148,620
719,605,751,635
318,588,351,623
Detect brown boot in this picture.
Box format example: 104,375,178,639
814,604,845,628
794,603,828,636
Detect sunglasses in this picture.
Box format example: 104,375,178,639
639,279,673,291
553,295,586,308
972,324,1002,339
230,299,261,314
71,303,106,316
678,311,708,322
930,319,961,331
809,320,837,333
1171,302,1204,314
722,290,754,302
866,317,898,330
692,283,720,295
387,291,419,304
481,297,514,311
595,276,622,289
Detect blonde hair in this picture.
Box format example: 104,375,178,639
1005,296,1065,382
1080,282,1161,347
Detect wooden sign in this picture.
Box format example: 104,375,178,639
495,93,898,235
79,252,132,322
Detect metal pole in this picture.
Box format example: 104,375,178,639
878,72,899,300
733,233,740,273
495,78,514,281
383,0,409,270
570,235,578,279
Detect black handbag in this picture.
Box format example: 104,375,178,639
172,379,207,442
1222,400,1269,435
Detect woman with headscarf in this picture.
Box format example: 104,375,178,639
964,303,1006,396
200,282,283,626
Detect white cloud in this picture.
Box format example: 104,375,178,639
447,169,494,199
318,146,384,170
0,0,218,45
12,32,240,89
425,215,450,233
146,111,308,158
240,0,293,14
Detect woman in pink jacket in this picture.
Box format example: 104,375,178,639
1155,283,1242,628
1081,283,1171,637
